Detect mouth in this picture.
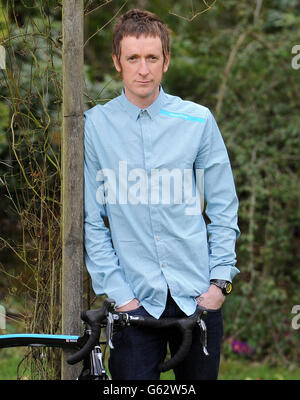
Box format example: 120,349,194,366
136,80,151,84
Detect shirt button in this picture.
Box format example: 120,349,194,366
161,262,166,268
156,236,161,241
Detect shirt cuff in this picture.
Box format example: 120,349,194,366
209,265,240,282
116,298,135,308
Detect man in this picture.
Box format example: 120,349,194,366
84,9,240,380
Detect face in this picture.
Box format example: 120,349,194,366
112,35,170,108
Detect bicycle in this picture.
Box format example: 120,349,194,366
0,298,209,380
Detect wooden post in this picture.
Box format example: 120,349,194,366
61,0,84,380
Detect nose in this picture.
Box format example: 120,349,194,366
138,58,150,76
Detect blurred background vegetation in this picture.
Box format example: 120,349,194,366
0,0,300,379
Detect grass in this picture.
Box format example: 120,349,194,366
160,356,300,380
1,349,300,380
0,347,28,380
218,357,300,380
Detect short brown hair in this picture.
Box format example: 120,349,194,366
112,9,170,63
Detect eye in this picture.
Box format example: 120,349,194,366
128,56,137,62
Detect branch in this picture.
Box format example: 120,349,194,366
254,0,263,25
215,31,247,117
84,0,128,47
168,0,217,22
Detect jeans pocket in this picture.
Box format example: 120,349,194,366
125,305,148,316
125,305,141,314
196,304,222,313
111,306,146,346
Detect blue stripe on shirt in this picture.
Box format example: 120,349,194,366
160,108,206,123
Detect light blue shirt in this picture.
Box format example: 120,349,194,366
84,87,240,318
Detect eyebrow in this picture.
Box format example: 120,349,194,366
125,53,160,58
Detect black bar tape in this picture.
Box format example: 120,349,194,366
66,298,115,365
128,316,197,372
67,326,100,365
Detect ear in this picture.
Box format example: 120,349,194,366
163,52,171,73
112,54,121,73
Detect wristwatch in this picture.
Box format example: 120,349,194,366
210,279,232,296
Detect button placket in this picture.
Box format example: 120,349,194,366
139,111,167,273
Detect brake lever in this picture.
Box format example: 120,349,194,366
196,308,209,356
104,312,114,349
198,317,209,355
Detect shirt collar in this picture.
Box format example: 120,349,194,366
118,86,166,121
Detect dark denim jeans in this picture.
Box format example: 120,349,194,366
109,293,223,380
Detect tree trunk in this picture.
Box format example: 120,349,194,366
61,0,84,380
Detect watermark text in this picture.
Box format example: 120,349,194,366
291,305,300,330
291,45,300,70
95,162,204,215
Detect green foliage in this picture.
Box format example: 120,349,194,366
84,0,300,366
0,0,63,379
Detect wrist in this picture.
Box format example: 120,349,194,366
117,298,135,308
116,298,139,312
209,283,225,297
210,279,233,296
196,285,226,310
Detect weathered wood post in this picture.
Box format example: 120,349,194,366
61,0,84,380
